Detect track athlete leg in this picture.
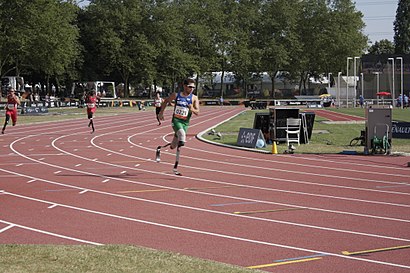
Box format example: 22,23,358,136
155,143,171,162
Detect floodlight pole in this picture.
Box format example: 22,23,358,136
360,73,364,98
388,57,395,106
328,72,332,89
396,57,404,109
337,72,342,108
353,57,360,107
346,57,353,108
373,72,380,93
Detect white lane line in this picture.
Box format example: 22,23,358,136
0,219,102,245
0,224,15,233
48,204,58,209
2,191,409,270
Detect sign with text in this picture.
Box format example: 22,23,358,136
392,122,410,139
237,128,265,148
22,106,48,115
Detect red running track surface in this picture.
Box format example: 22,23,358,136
0,106,409,273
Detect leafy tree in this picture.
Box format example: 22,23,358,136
296,0,367,94
80,0,157,97
394,0,410,54
368,39,395,55
259,0,301,97
26,0,80,92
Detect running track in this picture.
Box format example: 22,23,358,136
0,106,409,273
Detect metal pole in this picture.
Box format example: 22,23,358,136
388,57,395,106
354,57,360,107
396,57,404,109
346,57,352,108
338,72,342,108
328,72,332,89
373,72,380,105
360,72,364,98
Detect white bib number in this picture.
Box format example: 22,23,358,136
87,103,95,108
174,105,189,119
7,104,15,109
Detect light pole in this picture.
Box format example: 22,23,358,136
354,56,360,107
388,57,395,105
396,57,404,109
338,72,342,108
360,72,364,98
328,72,332,89
373,72,380,104
346,57,353,108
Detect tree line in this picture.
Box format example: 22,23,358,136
1,0,407,98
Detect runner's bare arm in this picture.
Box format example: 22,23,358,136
158,92,176,120
189,95,199,116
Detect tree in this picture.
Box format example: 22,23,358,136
80,0,157,97
394,0,410,54
26,0,81,92
296,0,367,94
258,0,301,98
368,39,395,55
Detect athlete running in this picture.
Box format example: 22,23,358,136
85,90,99,133
2,87,21,134
156,78,200,175
154,92,164,125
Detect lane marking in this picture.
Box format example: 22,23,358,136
376,184,410,189
54,171,61,174
79,190,88,194
233,207,306,215
75,164,82,167
4,190,410,269
247,257,322,269
0,224,15,233
183,186,236,191
102,179,110,183
342,244,410,256
0,219,102,245
210,201,258,207
48,204,58,209
118,189,169,194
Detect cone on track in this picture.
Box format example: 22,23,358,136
272,141,278,154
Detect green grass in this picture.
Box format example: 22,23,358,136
0,245,258,273
204,107,410,154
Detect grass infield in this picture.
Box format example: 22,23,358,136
203,107,410,154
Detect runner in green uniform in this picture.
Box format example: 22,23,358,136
156,78,200,174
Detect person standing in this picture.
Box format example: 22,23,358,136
154,92,164,125
85,90,99,133
2,87,21,134
156,78,200,175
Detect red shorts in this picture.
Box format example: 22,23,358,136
6,108,18,125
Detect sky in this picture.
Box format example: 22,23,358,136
78,0,398,43
355,0,398,43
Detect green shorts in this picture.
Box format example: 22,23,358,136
172,119,189,135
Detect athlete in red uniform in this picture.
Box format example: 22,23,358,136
85,90,99,133
2,87,21,134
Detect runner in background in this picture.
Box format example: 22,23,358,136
154,91,164,125
2,87,21,134
85,89,99,133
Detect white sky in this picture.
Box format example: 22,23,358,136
355,0,398,43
